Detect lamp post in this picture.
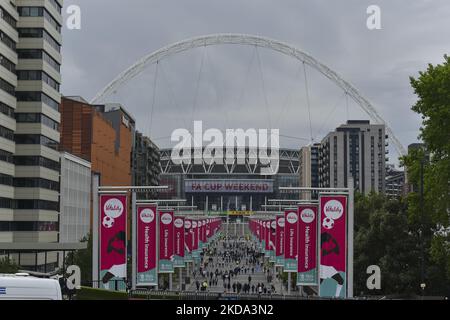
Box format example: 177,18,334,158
420,158,425,298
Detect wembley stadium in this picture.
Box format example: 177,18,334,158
158,147,300,218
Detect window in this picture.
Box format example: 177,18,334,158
0,30,16,51
0,78,15,96
0,6,17,29
14,178,59,191
18,7,61,32
16,199,59,211
17,49,41,59
0,101,14,118
43,51,60,71
14,134,59,150
17,49,61,72
49,0,62,14
0,150,13,164
0,221,59,232
14,156,60,171
15,113,59,131
17,70,60,91
18,28,60,52
43,9,61,32
16,91,59,111
0,54,16,73
0,173,13,186
0,125,14,140
0,197,14,209
43,29,60,52
18,27,42,38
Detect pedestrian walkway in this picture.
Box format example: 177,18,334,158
187,235,284,296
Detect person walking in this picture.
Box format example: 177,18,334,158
196,280,200,291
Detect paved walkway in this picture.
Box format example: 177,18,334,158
187,235,285,295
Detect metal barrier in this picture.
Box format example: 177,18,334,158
90,279,128,292
128,289,327,300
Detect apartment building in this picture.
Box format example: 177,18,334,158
318,120,387,194
0,0,70,272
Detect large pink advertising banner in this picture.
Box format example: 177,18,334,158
191,220,200,261
319,195,347,298
206,219,211,239
297,204,318,286
192,220,199,251
264,220,270,253
158,210,174,273
201,219,207,245
173,216,185,267
275,215,285,266
100,194,127,290
284,209,298,272
137,204,157,286
184,219,193,262
256,220,261,242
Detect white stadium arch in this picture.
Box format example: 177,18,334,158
91,33,406,156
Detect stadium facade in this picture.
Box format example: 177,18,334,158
159,147,300,219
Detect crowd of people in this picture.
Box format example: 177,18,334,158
191,234,279,295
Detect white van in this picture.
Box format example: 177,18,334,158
0,273,62,300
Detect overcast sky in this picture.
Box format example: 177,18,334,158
60,0,450,162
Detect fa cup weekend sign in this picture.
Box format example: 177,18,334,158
137,204,157,286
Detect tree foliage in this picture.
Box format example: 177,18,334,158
354,193,422,296
354,56,450,297
0,257,19,274
407,54,450,228
65,233,92,285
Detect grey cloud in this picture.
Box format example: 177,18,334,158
61,0,450,162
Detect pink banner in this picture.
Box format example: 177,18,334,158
284,208,299,272
192,220,198,251
206,219,211,239
137,204,157,285
319,195,347,298
275,215,285,266
265,220,270,251
185,219,193,253
201,219,207,244
275,215,285,257
256,220,261,241
100,194,127,285
158,210,174,273
174,216,185,258
298,204,318,285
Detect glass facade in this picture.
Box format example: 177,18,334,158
59,153,91,243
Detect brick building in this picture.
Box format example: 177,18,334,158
60,96,134,187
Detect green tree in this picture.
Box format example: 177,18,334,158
407,54,450,227
400,55,450,296
65,233,92,285
0,257,19,274
354,194,421,296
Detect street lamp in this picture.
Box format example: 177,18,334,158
420,283,426,299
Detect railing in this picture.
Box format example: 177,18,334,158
128,289,327,300
90,279,128,292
